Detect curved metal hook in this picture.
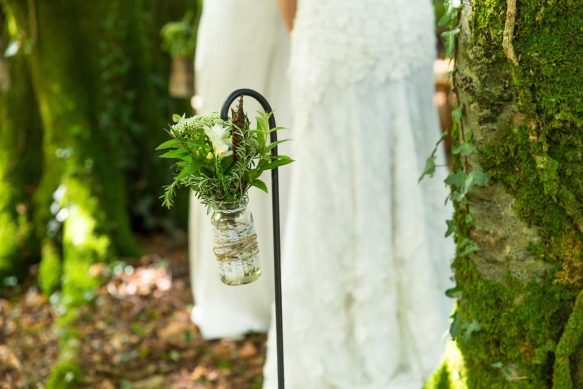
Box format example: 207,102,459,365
220,88,285,389
220,88,277,131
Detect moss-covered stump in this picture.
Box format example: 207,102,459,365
427,1,583,388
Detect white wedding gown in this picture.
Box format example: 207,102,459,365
189,0,290,340
262,1,454,388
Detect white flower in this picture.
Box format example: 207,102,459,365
203,124,233,158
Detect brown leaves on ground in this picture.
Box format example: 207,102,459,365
0,233,267,389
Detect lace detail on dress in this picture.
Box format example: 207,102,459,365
262,3,453,388
290,0,436,106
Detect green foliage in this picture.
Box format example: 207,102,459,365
418,130,449,183
424,342,468,389
0,26,43,280
438,0,463,58
38,240,62,295
160,10,198,58
45,361,82,389
442,28,461,58
553,290,583,389
425,363,452,389
427,0,583,387
159,110,293,209
461,320,482,344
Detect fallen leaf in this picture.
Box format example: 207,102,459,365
0,345,21,371
132,375,165,389
238,341,258,358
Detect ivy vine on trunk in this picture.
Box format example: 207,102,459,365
424,1,583,388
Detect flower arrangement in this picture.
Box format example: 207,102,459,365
160,10,198,59
157,97,293,209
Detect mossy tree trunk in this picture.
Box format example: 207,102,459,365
0,0,200,292
3,0,145,305
0,19,43,281
427,1,583,388
0,0,200,385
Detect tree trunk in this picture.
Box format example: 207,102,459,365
427,1,583,388
0,24,43,281
1,0,143,299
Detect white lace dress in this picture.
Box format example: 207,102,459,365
189,0,291,340
262,0,454,388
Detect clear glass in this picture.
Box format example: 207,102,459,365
211,196,261,286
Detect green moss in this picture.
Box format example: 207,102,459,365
425,342,468,389
443,1,583,387
552,290,583,389
426,362,452,389
0,23,43,280
38,240,62,295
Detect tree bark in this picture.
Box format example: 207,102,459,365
0,24,43,281
427,1,583,388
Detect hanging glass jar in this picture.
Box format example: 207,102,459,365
211,196,261,286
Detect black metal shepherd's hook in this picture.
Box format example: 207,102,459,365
221,89,285,389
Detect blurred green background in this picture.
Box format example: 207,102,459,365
0,0,203,290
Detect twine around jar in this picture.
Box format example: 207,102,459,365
213,233,259,263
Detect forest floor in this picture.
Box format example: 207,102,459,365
0,233,267,389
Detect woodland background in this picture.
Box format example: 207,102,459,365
3,0,583,389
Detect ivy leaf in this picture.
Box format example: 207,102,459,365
450,191,463,202
462,320,482,344
445,284,463,299
465,214,473,224
452,142,477,156
451,103,463,124
461,170,488,196
445,219,456,237
439,0,461,26
445,170,466,189
492,362,504,369
250,179,268,193
459,239,480,257
442,28,461,57
155,138,182,150
419,155,436,183
418,131,448,183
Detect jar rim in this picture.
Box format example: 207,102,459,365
211,196,249,213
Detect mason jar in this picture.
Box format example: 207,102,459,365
210,196,261,286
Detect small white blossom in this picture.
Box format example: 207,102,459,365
204,124,232,158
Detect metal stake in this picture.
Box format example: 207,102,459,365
221,89,285,389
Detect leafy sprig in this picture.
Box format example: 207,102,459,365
157,107,293,210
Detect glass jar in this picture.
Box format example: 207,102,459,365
210,196,261,286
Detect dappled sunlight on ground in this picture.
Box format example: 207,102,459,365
0,234,267,389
